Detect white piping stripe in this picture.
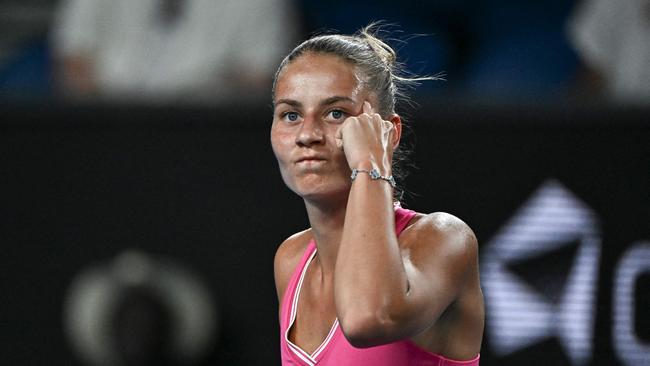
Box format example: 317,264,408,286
311,319,339,359
285,248,318,364
285,247,342,364
288,342,316,366
288,249,317,328
289,340,314,363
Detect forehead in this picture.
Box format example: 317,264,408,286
274,53,367,104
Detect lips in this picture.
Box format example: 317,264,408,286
295,155,326,163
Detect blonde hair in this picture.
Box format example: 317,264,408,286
273,23,437,117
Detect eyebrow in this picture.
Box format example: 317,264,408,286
274,99,301,108
274,96,355,109
321,96,355,106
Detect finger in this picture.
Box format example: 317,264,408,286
336,137,343,149
383,120,394,139
363,101,374,115
335,124,344,149
376,114,391,131
387,121,397,135
385,121,397,152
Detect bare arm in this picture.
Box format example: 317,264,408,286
334,103,478,347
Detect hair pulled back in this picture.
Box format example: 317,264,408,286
273,23,434,117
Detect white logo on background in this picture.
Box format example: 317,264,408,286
481,179,601,365
613,241,650,365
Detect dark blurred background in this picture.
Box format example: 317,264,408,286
1,0,648,365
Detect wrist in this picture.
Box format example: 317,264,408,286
350,167,396,188
350,157,392,177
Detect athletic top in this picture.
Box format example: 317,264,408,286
279,206,480,365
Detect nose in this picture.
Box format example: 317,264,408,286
295,116,324,147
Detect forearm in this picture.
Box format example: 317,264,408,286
334,163,410,342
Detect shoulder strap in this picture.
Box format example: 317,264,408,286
280,240,317,329
395,205,417,234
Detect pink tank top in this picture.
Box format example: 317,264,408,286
280,206,480,365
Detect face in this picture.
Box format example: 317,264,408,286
271,52,375,201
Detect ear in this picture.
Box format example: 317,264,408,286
388,114,402,149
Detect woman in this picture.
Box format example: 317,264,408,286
271,25,484,365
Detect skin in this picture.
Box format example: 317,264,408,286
271,52,484,360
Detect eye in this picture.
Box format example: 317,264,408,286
327,109,346,121
282,111,300,122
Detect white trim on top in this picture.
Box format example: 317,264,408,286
285,247,339,364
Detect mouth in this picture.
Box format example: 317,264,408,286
295,156,327,165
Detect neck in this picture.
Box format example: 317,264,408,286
304,196,348,277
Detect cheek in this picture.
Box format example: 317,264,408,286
270,125,290,161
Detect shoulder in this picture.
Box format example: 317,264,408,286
403,211,477,245
274,228,313,302
400,212,478,277
403,213,484,354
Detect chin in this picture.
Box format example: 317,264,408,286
291,179,351,203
